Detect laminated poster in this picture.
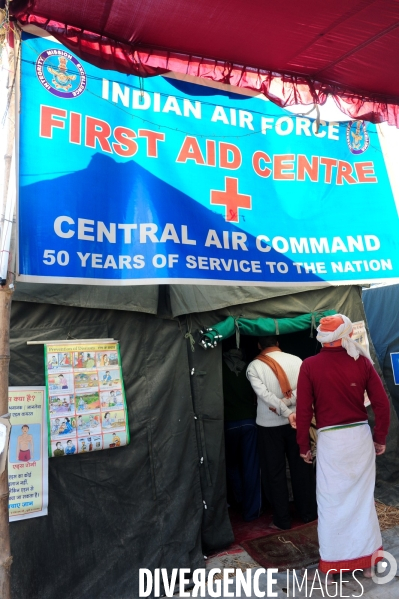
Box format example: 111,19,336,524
44,342,130,457
8,386,49,521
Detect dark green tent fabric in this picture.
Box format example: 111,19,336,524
169,284,336,317
13,282,160,314
199,310,337,348
9,301,205,599
13,282,342,319
7,284,399,598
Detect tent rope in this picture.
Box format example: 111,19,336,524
234,318,241,348
310,313,317,338
184,316,196,352
274,319,280,335
314,104,321,134
185,331,196,352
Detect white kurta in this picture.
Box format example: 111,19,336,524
316,423,382,572
246,351,302,427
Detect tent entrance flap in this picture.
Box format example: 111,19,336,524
200,310,337,349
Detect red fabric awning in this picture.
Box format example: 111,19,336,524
10,0,399,126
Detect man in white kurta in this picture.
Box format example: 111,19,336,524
247,335,317,529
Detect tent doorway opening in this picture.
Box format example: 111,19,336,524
222,329,321,547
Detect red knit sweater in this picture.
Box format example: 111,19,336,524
296,346,390,455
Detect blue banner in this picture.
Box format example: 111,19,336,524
18,33,399,285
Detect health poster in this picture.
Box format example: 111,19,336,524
8,387,49,521
44,342,130,457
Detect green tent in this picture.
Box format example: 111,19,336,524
199,310,337,348
8,282,399,598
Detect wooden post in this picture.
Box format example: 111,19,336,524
0,289,12,599
0,27,17,599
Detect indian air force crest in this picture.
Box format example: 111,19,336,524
346,120,370,154
36,49,86,99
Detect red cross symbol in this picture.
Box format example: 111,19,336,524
210,177,252,223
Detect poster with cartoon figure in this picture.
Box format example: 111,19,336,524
49,394,75,415
100,389,123,409
47,352,73,371
103,430,127,450
47,371,74,394
45,342,129,456
8,387,49,521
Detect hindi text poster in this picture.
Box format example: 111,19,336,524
8,386,48,521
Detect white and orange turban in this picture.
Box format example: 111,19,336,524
316,314,373,362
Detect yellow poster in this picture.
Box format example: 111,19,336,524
45,342,130,457
8,387,49,521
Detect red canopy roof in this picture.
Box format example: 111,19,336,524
11,0,399,125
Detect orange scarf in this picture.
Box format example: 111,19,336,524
255,347,292,399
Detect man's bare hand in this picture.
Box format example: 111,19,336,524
374,442,386,456
288,413,296,429
300,450,313,464
269,407,277,414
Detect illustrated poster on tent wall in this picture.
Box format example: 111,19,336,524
44,342,130,457
17,32,399,286
8,387,49,521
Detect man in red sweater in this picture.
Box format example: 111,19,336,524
296,314,390,582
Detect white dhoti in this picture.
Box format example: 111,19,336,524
316,423,382,572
